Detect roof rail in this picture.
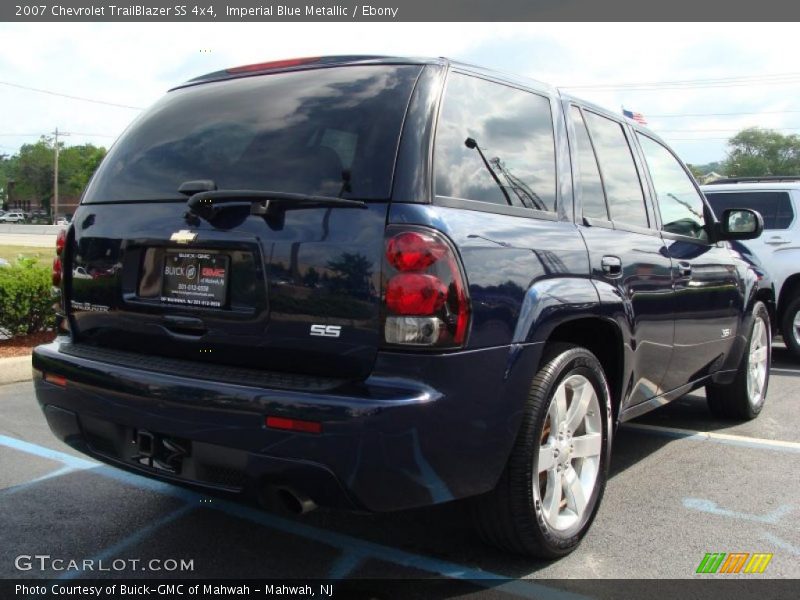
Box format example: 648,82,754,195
705,175,800,184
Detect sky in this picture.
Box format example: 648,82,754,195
1,22,800,168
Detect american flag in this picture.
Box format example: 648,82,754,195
622,108,647,125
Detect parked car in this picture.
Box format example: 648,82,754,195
0,211,26,223
55,217,70,226
33,56,770,558
702,178,800,359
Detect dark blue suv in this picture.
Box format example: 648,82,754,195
34,56,771,558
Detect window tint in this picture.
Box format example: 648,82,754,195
583,112,648,228
83,66,421,203
638,134,708,241
434,73,556,211
704,191,794,230
570,107,608,220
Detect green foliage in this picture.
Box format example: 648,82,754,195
0,259,57,336
61,144,107,195
0,139,106,211
686,164,704,179
724,127,800,177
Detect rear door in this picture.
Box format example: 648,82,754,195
570,106,676,406
65,64,423,379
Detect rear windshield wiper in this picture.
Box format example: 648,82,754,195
179,180,366,223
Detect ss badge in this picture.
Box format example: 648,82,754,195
310,324,342,338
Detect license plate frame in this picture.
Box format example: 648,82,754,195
160,250,230,309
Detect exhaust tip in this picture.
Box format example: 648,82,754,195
277,487,317,514
259,483,317,515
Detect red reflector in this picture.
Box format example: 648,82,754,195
386,273,448,315
227,57,320,74
44,373,67,387
266,416,322,434
52,256,62,287
56,229,66,256
386,232,447,272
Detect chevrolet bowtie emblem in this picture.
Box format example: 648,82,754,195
170,230,197,244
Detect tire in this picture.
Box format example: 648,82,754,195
472,343,612,558
780,296,800,360
706,301,771,420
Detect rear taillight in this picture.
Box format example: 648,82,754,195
382,227,470,348
52,229,66,286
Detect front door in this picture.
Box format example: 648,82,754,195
635,133,741,391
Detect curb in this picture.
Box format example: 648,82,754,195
0,355,32,385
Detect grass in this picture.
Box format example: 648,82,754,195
0,245,55,264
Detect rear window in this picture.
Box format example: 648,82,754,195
704,191,795,230
82,65,422,203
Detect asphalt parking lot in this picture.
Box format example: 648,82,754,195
1,345,798,589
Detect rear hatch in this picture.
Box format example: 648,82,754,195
64,62,423,379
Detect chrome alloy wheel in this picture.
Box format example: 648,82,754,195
793,310,800,348
747,316,769,407
536,374,602,532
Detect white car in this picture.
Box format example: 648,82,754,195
702,178,800,359
0,211,26,223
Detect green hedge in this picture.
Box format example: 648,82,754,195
0,258,57,337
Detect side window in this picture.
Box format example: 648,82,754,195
570,106,608,220
638,134,708,241
434,73,557,212
774,193,794,229
703,191,794,230
583,112,649,228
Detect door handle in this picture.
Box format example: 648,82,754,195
162,315,207,337
677,261,692,279
765,236,789,245
601,255,622,278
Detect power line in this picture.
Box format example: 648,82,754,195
0,80,144,110
667,138,732,142
0,132,117,138
560,71,800,90
65,131,117,138
649,109,800,118
657,127,800,133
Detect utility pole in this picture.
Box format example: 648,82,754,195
52,127,69,223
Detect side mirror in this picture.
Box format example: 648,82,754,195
716,208,764,241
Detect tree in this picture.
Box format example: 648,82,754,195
724,127,800,177
686,163,704,179
60,144,107,196
0,139,106,212
15,138,54,207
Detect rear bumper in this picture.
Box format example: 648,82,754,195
32,338,542,512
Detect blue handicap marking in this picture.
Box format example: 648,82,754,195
683,497,795,525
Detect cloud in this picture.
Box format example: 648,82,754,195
0,22,798,166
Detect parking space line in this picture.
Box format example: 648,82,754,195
2,465,77,496
621,423,800,453
0,434,98,469
0,434,589,599
771,368,799,374
59,505,196,580
327,552,364,579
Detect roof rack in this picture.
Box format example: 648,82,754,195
705,176,800,184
